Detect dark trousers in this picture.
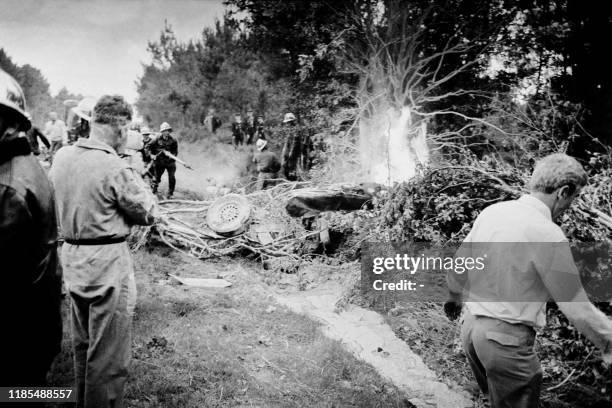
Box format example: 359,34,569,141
256,172,277,190
233,136,244,146
461,312,543,408
153,163,176,195
50,140,63,163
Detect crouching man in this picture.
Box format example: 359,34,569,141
253,138,280,190
50,95,159,408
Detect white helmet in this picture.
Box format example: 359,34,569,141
282,112,296,123
256,138,268,151
73,97,96,121
0,69,30,130
141,126,151,135
160,122,172,132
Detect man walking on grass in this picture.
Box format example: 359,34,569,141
50,95,159,408
445,153,612,408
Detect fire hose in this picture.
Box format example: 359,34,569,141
144,150,194,175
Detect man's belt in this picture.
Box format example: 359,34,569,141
63,236,127,246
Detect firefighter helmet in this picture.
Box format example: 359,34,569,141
282,112,296,123
256,138,267,151
0,69,30,130
73,97,96,121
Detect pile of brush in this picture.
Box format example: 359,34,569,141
130,182,321,260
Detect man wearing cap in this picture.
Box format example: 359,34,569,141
280,112,310,180
50,95,159,408
147,121,178,198
245,108,256,145
253,138,280,190
0,69,62,387
44,111,68,159
253,114,267,142
231,112,245,146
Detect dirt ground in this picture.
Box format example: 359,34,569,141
47,242,417,408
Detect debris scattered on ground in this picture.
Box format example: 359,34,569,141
131,181,359,261
169,274,232,288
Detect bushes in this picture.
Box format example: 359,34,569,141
308,90,612,405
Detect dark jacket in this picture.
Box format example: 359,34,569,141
253,150,281,173
254,123,267,141
147,134,178,167
140,136,153,163
231,121,245,145
280,124,311,180
25,126,50,155
245,118,256,144
0,136,62,385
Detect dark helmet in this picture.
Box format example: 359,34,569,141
0,69,30,130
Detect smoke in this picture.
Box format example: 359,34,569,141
359,105,429,185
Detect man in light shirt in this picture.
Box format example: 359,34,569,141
446,153,612,407
44,111,67,159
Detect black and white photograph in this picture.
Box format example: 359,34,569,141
1,1,612,407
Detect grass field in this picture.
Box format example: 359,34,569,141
47,244,413,407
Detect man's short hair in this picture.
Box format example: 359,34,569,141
529,153,588,195
92,95,132,126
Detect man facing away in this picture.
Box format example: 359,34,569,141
253,138,280,190
50,95,159,408
0,68,62,388
44,110,68,159
446,153,612,408
146,121,178,198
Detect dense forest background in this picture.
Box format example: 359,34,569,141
132,0,612,154
4,0,612,153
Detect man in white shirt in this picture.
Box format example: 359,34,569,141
44,111,67,159
446,153,612,407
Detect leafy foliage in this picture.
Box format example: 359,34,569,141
136,17,293,141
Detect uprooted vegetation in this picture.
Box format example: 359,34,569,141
327,121,612,407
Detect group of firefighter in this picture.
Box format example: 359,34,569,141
27,101,308,197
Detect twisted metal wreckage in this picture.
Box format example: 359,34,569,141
130,182,374,261
131,175,612,264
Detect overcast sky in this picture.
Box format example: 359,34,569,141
0,0,226,102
